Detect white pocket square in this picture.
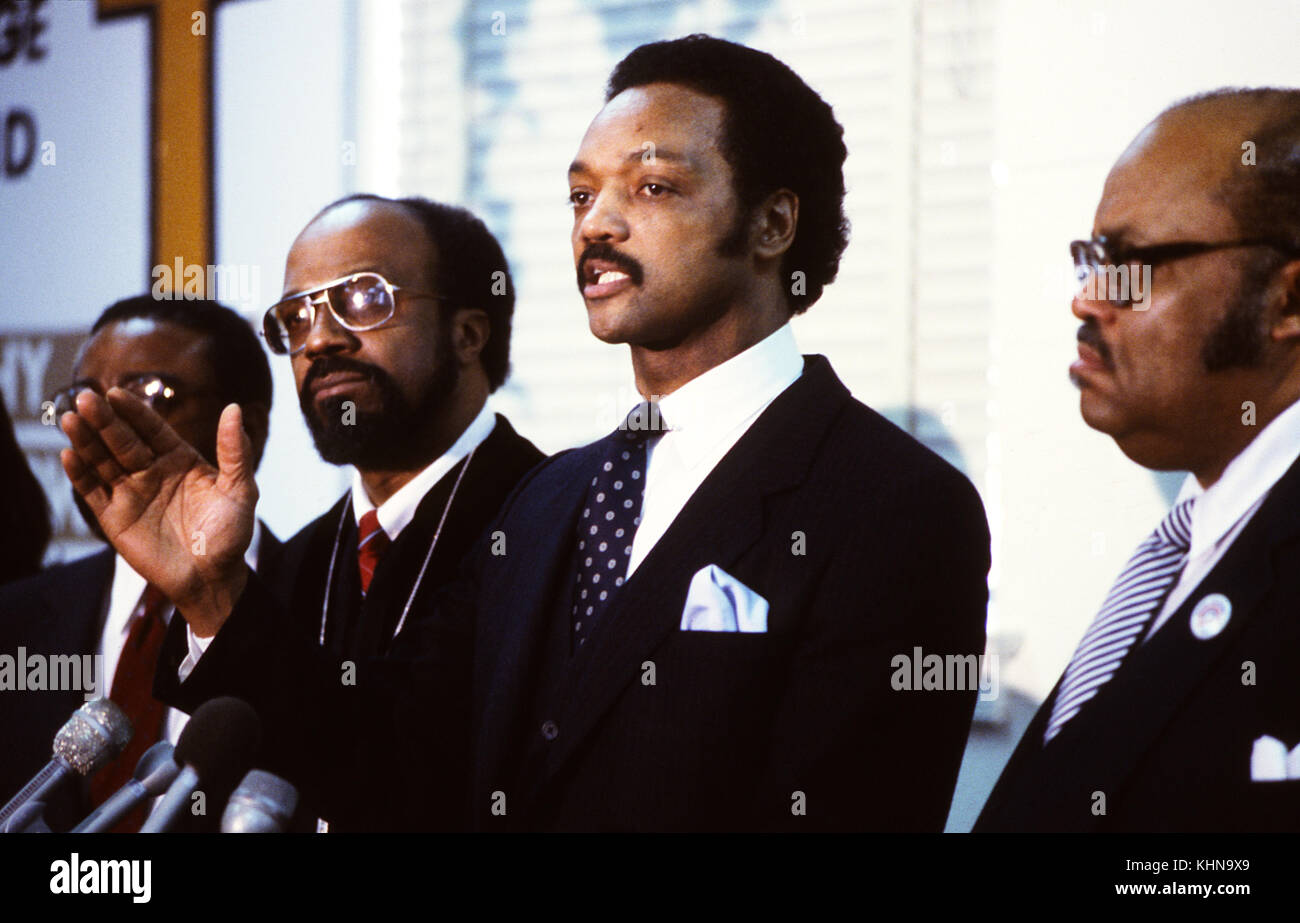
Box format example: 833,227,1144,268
679,564,768,633
1250,735,1300,780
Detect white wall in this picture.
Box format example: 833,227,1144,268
213,0,356,536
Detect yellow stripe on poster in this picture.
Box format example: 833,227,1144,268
98,0,216,291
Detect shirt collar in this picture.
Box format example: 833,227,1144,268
350,401,497,540
1174,396,1300,559
654,323,803,471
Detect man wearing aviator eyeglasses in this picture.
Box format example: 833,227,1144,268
977,88,1300,832
71,195,542,832
251,195,544,662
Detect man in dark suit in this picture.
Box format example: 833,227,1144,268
977,88,1300,832
62,36,989,831
218,196,544,663
163,195,543,831
0,295,281,831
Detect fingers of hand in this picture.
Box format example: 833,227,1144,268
60,407,127,486
107,387,185,459
60,447,109,517
76,387,158,473
215,404,251,486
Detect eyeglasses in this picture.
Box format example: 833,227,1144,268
261,271,443,355
1070,235,1299,308
52,374,184,418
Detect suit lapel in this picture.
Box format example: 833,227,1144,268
253,524,284,578
359,470,459,652
365,420,541,655
539,356,851,780
414,417,541,597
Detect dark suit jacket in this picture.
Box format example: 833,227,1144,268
161,358,990,831
242,414,545,666
0,528,283,830
976,452,1300,832
156,412,544,830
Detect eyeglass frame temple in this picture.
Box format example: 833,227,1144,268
1073,235,1300,267
1070,235,1300,308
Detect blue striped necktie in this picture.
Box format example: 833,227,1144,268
1043,497,1195,744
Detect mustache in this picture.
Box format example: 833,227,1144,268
300,356,384,397
577,243,644,290
1076,323,1112,365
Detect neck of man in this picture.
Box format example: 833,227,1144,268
357,370,490,507
629,283,790,398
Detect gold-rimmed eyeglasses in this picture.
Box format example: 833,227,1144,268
261,271,444,355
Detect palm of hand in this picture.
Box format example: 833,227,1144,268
103,439,255,595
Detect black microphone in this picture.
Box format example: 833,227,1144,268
221,770,299,833
0,699,133,833
71,742,180,833
140,697,261,833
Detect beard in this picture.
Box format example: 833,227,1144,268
298,346,459,472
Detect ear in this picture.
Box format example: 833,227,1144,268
751,189,799,261
240,402,271,468
1268,258,1300,342
449,307,491,366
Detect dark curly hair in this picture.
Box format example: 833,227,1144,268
320,194,516,391
606,34,850,313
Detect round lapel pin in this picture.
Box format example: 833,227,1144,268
1189,593,1232,640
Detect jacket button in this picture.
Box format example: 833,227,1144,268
540,720,559,741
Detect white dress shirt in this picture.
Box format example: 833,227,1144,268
1147,396,1300,638
104,519,266,743
627,323,803,576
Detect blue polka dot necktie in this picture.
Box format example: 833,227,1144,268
571,401,667,649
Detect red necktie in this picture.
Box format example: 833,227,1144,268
356,510,390,596
87,584,170,832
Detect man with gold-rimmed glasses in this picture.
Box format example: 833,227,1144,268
978,87,1300,832
206,194,540,831
58,195,543,831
